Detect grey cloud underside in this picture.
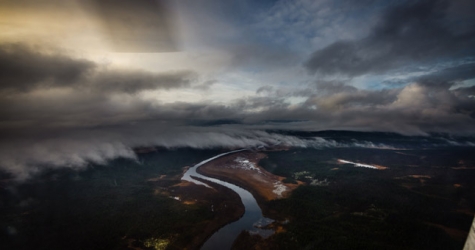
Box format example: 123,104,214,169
304,0,475,77
242,79,475,135
416,63,475,86
0,44,94,92
1,79,474,180
0,44,196,94
0,43,473,134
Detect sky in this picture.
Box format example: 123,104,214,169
0,0,474,178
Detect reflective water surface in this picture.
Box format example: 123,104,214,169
181,150,274,250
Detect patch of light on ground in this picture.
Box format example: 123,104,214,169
143,237,170,250
232,157,262,173
272,181,288,197
338,159,378,169
170,196,181,201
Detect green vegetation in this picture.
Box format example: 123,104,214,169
281,177,297,184
1,139,474,250
143,237,170,250
256,147,475,250
0,148,222,250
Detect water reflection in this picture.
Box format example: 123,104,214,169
181,150,274,249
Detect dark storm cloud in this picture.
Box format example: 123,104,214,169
228,79,475,136
305,0,475,77
88,69,196,93
0,93,238,130
0,43,203,134
452,86,475,118
416,62,475,86
0,43,197,94
315,81,358,94
454,86,475,97
306,84,399,111
233,96,289,112
0,44,95,92
0,92,151,128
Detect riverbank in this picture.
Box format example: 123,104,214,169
149,171,245,249
196,151,302,216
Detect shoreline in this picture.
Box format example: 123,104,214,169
190,176,246,249
175,149,300,249
196,151,301,217
156,161,246,249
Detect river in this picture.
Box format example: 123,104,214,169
181,149,274,250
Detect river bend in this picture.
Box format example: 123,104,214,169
181,149,274,250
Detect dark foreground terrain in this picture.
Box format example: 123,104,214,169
1,131,474,250
246,146,475,249
0,149,245,250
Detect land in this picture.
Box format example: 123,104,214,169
146,173,246,249
197,151,302,211
0,148,246,250
179,178,245,249
1,131,475,250
237,146,475,249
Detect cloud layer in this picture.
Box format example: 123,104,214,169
0,127,398,179
0,0,474,179
305,0,475,77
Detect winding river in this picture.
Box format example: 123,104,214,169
181,149,274,250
